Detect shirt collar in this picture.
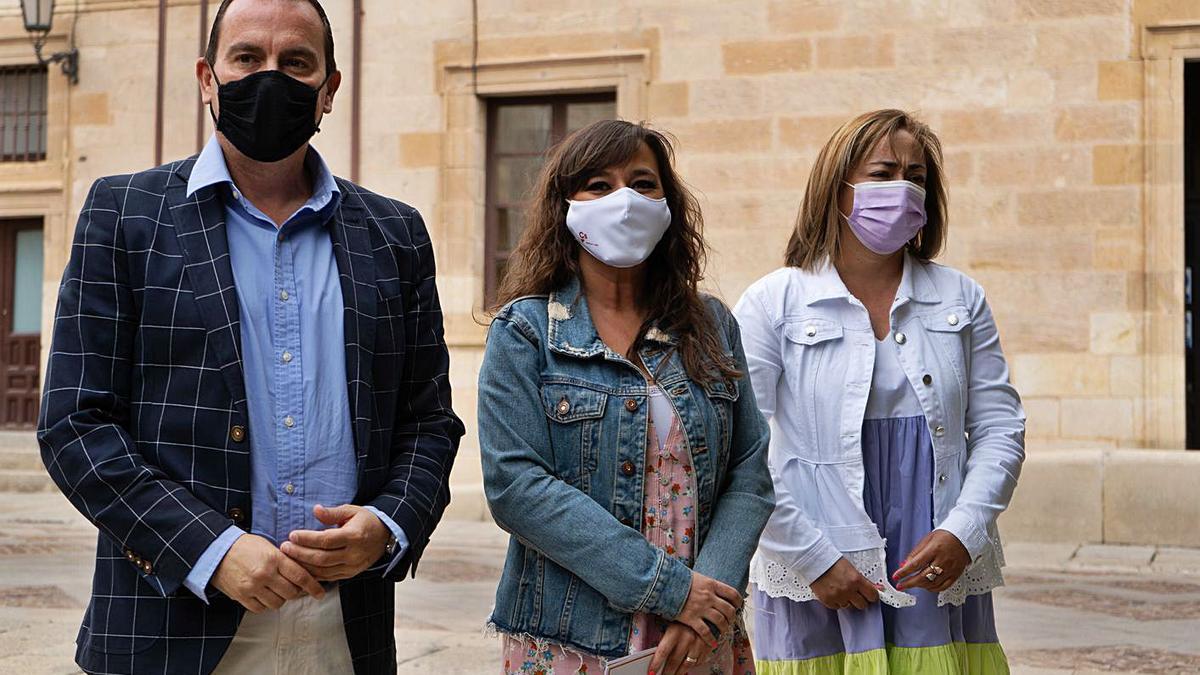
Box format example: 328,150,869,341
186,134,341,217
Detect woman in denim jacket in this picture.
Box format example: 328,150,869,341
479,120,774,675
736,110,1024,674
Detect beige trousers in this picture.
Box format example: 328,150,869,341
213,586,354,675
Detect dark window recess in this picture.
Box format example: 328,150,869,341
484,94,617,304
0,65,48,163
1185,60,1199,448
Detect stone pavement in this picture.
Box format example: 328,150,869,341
0,492,1197,674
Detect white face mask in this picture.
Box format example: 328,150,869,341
565,187,672,269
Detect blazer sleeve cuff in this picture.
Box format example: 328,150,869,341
181,525,244,603
363,506,410,576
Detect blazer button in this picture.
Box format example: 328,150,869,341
228,507,245,524
922,374,933,386
621,460,636,476
230,425,246,443
625,398,639,412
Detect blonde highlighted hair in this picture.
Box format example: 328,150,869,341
785,109,948,269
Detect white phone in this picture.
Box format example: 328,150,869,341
603,647,656,675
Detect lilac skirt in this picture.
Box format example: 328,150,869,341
751,416,1007,673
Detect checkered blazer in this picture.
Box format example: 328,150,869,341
38,156,465,675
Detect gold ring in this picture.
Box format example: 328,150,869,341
925,572,938,582
685,656,699,664
930,564,944,575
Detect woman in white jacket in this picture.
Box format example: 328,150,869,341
735,109,1024,674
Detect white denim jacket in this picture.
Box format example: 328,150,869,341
733,255,1025,607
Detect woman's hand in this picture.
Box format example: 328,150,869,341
674,572,740,646
648,622,712,675
892,529,970,593
810,557,883,610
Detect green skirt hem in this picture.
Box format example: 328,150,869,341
755,641,1009,675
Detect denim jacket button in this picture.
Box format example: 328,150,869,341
556,398,570,416
934,425,946,437
624,398,639,412
805,325,817,337
894,332,907,345
922,374,933,386
947,313,960,326
621,460,636,476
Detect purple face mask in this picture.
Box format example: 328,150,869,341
843,180,927,255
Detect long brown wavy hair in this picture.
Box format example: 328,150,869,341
492,119,739,386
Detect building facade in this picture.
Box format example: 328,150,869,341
1,0,1198,545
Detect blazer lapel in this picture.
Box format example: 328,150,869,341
166,161,249,417
329,194,377,460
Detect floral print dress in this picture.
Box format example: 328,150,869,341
500,386,756,675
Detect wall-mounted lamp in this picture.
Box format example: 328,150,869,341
21,0,79,85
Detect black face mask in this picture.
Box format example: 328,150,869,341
209,67,329,163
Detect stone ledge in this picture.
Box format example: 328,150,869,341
1000,449,1200,548
451,450,1200,549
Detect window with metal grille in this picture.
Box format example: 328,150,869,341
484,94,617,304
0,65,48,163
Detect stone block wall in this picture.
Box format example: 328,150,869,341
3,0,1200,508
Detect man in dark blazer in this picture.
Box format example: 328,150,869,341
37,1,464,673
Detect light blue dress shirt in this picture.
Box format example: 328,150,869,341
182,136,407,601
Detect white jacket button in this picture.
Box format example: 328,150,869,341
947,313,960,326
805,325,817,337
894,332,907,345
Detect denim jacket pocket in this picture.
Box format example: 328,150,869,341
919,306,972,334
782,318,845,455
919,305,972,391
702,375,740,464
541,382,607,489
783,318,844,346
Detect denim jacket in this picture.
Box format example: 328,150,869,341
479,276,774,658
734,255,1025,608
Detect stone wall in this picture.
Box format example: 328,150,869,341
2,1,1200,528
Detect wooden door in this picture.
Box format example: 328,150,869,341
0,220,42,428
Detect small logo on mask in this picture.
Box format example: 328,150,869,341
576,231,599,248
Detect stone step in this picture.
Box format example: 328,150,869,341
0,431,38,451
0,469,56,493
0,450,43,471
0,432,48,489
0,433,44,474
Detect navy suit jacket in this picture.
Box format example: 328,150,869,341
38,156,465,675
